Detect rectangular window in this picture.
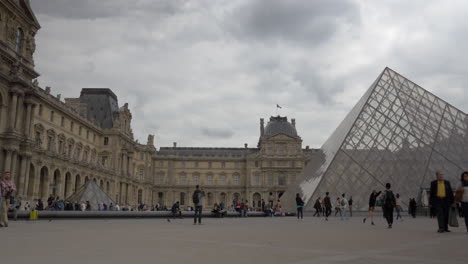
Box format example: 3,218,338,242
194,175,199,185
181,161,186,168
235,161,239,168
220,175,226,185
278,175,286,186
159,161,164,167
79,126,82,136
195,161,199,168
234,175,239,185
70,122,74,131
39,105,43,116
139,168,144,179
159,174,164,184
268,175,274,185
180,175,186,185
254,174,260,185
207,175,213,185
61,116,65,127
93,133,96,142
221,161,226,168
140,153,144,160
50,111,54,122
104,137,109,145
86,130,89,139
208,161,212,168
255,161,259,167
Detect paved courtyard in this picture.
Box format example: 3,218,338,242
0,215,467,264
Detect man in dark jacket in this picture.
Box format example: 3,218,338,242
324,192,332,221
429,171,454,233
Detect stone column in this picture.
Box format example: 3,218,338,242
22,157,32,197
18,155,28,196
28,104,36,138
15,95,24,131
8,92,18,130
3,149,12,172
24,102,32,138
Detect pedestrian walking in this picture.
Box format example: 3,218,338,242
340,194,348,220
429,171,454,233
382,183,396,229
192,185,205,225
363,190,382,225
395,194,403,220
296,193,304,219
0,172,17,227
313,197,321,217
324,192,332,221
455,171,468,233
409,198,417,218
334,197,341,217
348,196,353,217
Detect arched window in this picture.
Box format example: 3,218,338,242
15,28,24,54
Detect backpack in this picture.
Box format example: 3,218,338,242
384,191,395,208
192,191,199,204
341,199,346,206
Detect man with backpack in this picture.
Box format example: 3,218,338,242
324,192,332,221
382,183,396,229
192,185,205,225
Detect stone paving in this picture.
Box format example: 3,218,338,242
0,215,467,264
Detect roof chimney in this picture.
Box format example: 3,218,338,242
291,118,296,128
260,118,264,136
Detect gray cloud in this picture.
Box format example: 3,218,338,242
28,0,468,149
227,0,360,44
200,128,234,139
32,0,185,19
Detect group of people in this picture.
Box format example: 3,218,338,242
2,170,468,233
310,193,353,220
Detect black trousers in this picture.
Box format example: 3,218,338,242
461,202,468,231
383,206,394,225
325,207,331,217
434,199,450,231
194,205,203,223
297,207,303,219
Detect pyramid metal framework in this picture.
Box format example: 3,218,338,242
66,180,115,210
287,67,468,211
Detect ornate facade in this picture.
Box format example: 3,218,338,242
0,1,317,209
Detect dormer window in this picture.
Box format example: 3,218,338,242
15,28,24,54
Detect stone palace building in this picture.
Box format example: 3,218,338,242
0,0,319,209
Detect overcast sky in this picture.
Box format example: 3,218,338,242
30,0,468,149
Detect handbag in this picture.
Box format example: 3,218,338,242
454,187,464,202
448,207,459,228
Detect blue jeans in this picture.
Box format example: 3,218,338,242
194,206,202,223
297,207,303,219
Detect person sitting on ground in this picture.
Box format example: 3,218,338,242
171,201,181,218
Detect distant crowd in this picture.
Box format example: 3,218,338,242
1,171,467,233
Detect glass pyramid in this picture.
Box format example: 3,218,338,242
286,67,468,211
66,180,115,210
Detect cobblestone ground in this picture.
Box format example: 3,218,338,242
0,215,467,264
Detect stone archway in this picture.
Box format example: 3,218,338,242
253,192,261,209
64,172,72,198
52,169,61,198
38,166,49,200
220,192,226,205
75,174,81,191
27,163,35,198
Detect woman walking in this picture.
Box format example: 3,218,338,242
296,193,304,219
395,193,403,220
363,190,382,225
455,171,468,233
